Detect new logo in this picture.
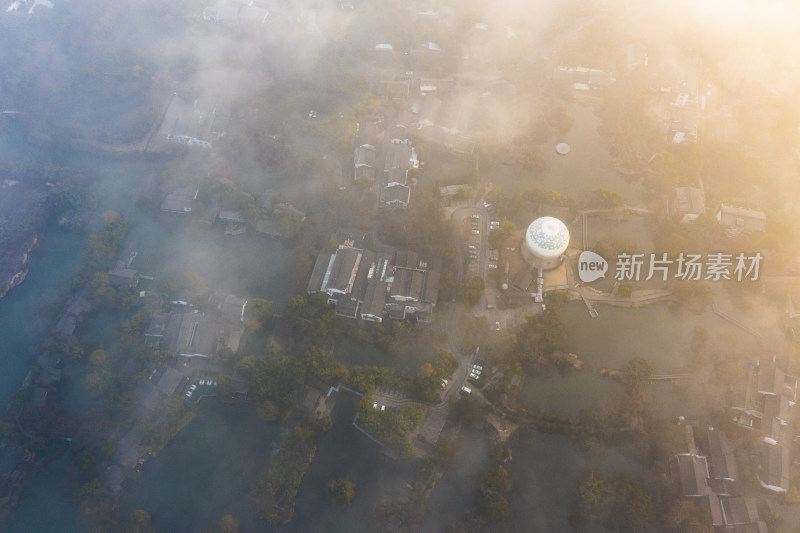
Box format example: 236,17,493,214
578,251,608,283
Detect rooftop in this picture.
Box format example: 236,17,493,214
708,430,737,481
671,453,711,497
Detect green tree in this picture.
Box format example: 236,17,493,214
462,277,485,307
589,189,623,208
480,494,512,522
257,400,279,422
128,509,154,533
483,465,512,493
248,298,274,330
218,514,240,533
89,349,108,367
88,271,117,307
327,477,355,506
488,220,515,250
627,356,653,380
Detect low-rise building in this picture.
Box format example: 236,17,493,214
273,202,306,222
161,186,198,214
299,385,328,422
716,204,767,235
54,296,92,335
375,79,411,100
174,312,217,358
670,185,705,223
108,260,140,288
384,183,411,207
759,441,790,493
730,360,797,493
307,235,440,323
439,184,472,198
671,453,711,497
355,144,377,182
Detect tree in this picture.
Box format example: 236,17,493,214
257,400,279,423
462,277,485,307
480,494,512,522
588,189,623,208
88,271,116,307
663,499,712,533
327,477,355,506
248,299,274,329
84,372,103,396
218,514,240,533
488,221,514,250
483,465,512,493
128,509,154,533
89,349,108,367
627,357,653,380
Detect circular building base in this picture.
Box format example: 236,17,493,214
521,244,564,270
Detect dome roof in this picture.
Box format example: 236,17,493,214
525,217,570,259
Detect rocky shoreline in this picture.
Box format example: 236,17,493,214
0,234,38,300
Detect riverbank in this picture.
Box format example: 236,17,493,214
0,233,36,300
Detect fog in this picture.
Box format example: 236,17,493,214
1,0,799,531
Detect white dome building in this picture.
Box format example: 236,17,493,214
522,216,570,270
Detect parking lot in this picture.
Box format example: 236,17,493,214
452,203,500,281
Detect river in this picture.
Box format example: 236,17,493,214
2,145,294,531
0,227,85,407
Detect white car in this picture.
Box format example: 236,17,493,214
372,401,378,409
190,384,197,391
472,230,480,235
473,365,483,371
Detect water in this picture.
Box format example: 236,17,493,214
3,457,81,533
419,427,494,532
283,394,418,533
487,103,645,205
518,300,761,417
507,430,639,532
121,399,282,532
1,146,292,528
0,227,85,406
418,428,642,532
118,393,418,533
